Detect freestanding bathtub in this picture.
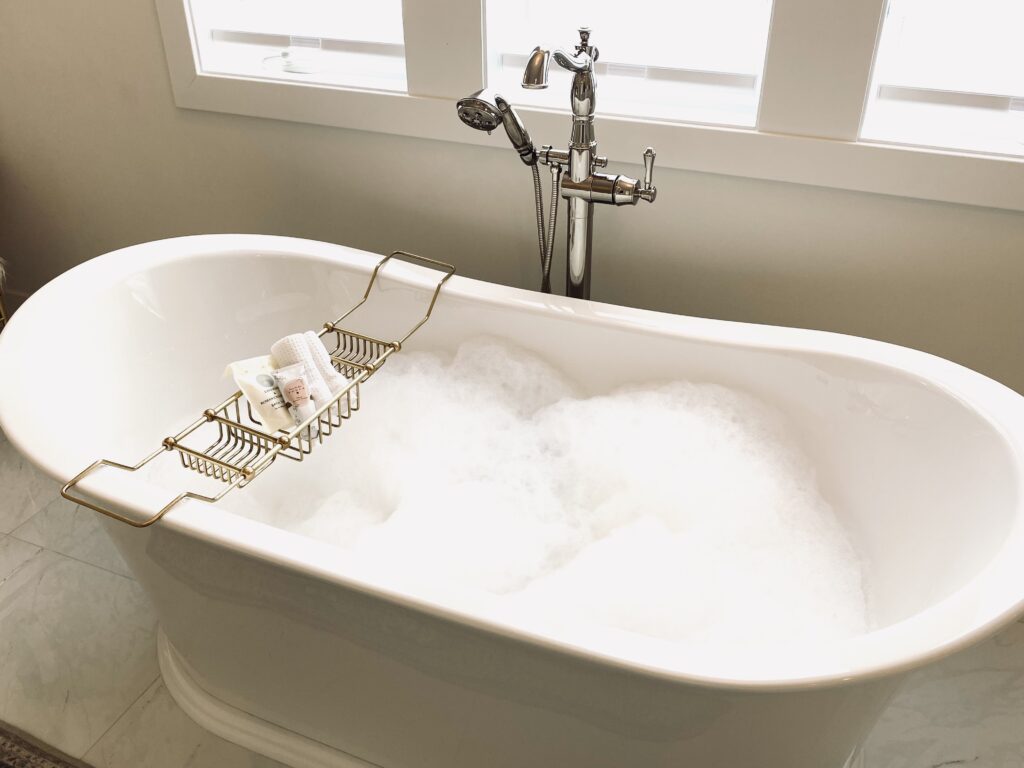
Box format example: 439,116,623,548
1,235,1023,768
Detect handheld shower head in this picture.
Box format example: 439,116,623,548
493,94,536,166
456,92,502,133
456,89,537,165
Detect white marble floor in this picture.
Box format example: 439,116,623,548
0,428,1022,768
0,429,283,768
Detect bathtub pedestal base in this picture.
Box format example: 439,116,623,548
158,626,875,768
158,630,376,768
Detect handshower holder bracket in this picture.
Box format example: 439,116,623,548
61,250,455,528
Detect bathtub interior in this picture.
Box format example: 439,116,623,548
2,240,1021,677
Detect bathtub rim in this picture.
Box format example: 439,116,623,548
2,232,1023,693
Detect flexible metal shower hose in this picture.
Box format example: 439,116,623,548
530,164,549,292
543,165,561,294
530,163,560,294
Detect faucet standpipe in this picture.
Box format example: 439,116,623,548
545,28,658,297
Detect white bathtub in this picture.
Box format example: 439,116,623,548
1,234,1023,768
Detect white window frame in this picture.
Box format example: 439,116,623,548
156,0,1024,212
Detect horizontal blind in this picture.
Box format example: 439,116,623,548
187,0,407,92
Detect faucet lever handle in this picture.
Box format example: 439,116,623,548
553,48,592,73
639,147,657,202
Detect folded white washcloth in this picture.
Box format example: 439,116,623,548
304,331,350,394
271,334,332,408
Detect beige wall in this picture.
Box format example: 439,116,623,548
2,0,1023,390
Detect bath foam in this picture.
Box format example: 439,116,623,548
211,338,869,649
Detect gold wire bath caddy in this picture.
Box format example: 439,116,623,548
61,250,455,528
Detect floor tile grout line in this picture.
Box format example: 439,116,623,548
0,517,41,538
0,545,48,591
4,536,136,581
1,500,43,538
79,673,161,762
7,500,133,581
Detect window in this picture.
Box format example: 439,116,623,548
157,0,1024,212
485,0,773,127
862,0,1024,157
187,0,406,92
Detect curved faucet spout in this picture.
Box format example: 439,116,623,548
522,47,551,89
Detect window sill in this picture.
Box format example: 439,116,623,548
169,71,1024,213
862,95,1024,160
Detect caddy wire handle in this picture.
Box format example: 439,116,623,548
62,250,455,528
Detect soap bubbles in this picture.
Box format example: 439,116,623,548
212,337,868,652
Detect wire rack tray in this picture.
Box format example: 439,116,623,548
61,250,455,527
